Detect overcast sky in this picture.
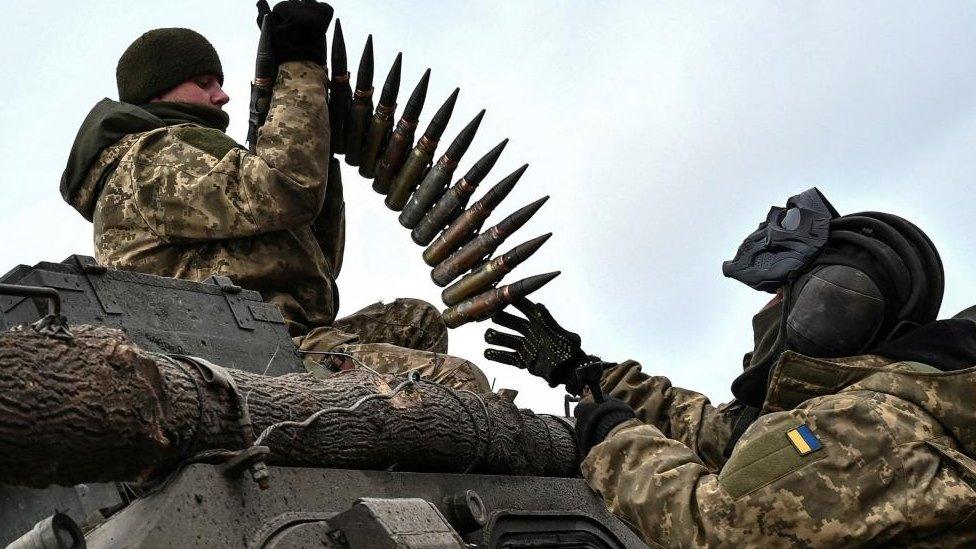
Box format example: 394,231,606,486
1,1,974,414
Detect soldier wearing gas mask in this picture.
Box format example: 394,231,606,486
484,188,976,547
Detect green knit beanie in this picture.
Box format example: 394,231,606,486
116,28,224,105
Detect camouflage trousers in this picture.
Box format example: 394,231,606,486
296,298,490,393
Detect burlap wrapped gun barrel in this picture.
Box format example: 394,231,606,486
412,139,509,246
343,35,374,166
423,164,528,267
328,19,352,155
359,52,402,178
385,88,460,211
373,69,430,194
431,196,549,287
399,109,486,229
441,233,552,306
442,272,560,328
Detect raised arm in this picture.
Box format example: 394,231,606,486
127,59,330,242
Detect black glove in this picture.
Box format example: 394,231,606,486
256,0,334,64
574,397,636,456
483,298,598,393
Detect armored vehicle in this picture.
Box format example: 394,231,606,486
0,256,645,548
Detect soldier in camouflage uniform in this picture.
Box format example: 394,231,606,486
486,189,976,546
58,2,488,393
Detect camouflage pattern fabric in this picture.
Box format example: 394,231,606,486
594,360,739,473
582,352,976,547
298,298,490,393
80,61,341,334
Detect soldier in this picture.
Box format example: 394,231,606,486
485,188,976,546
58,1,488,393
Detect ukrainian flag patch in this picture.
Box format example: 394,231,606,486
786,424,822,456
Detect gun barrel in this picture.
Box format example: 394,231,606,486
442,271,560,328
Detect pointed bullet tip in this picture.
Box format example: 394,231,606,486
512,271,561,296
508,233,553,264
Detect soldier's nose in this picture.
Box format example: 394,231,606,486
213,88,230,107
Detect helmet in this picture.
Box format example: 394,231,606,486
726,191,944,406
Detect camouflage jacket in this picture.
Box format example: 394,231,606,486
68,61,342,334
594,360,741,473
584,353,976,547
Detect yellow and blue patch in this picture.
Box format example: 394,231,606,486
786,424,822,455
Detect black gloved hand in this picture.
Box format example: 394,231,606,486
256,0,334,64
574,397,636,456
484,298,597,393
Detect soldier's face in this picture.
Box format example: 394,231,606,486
152,74,230,109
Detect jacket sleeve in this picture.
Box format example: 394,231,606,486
312,157,345,277
580,392,964,547
590,360,738,471
127,61,331,242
